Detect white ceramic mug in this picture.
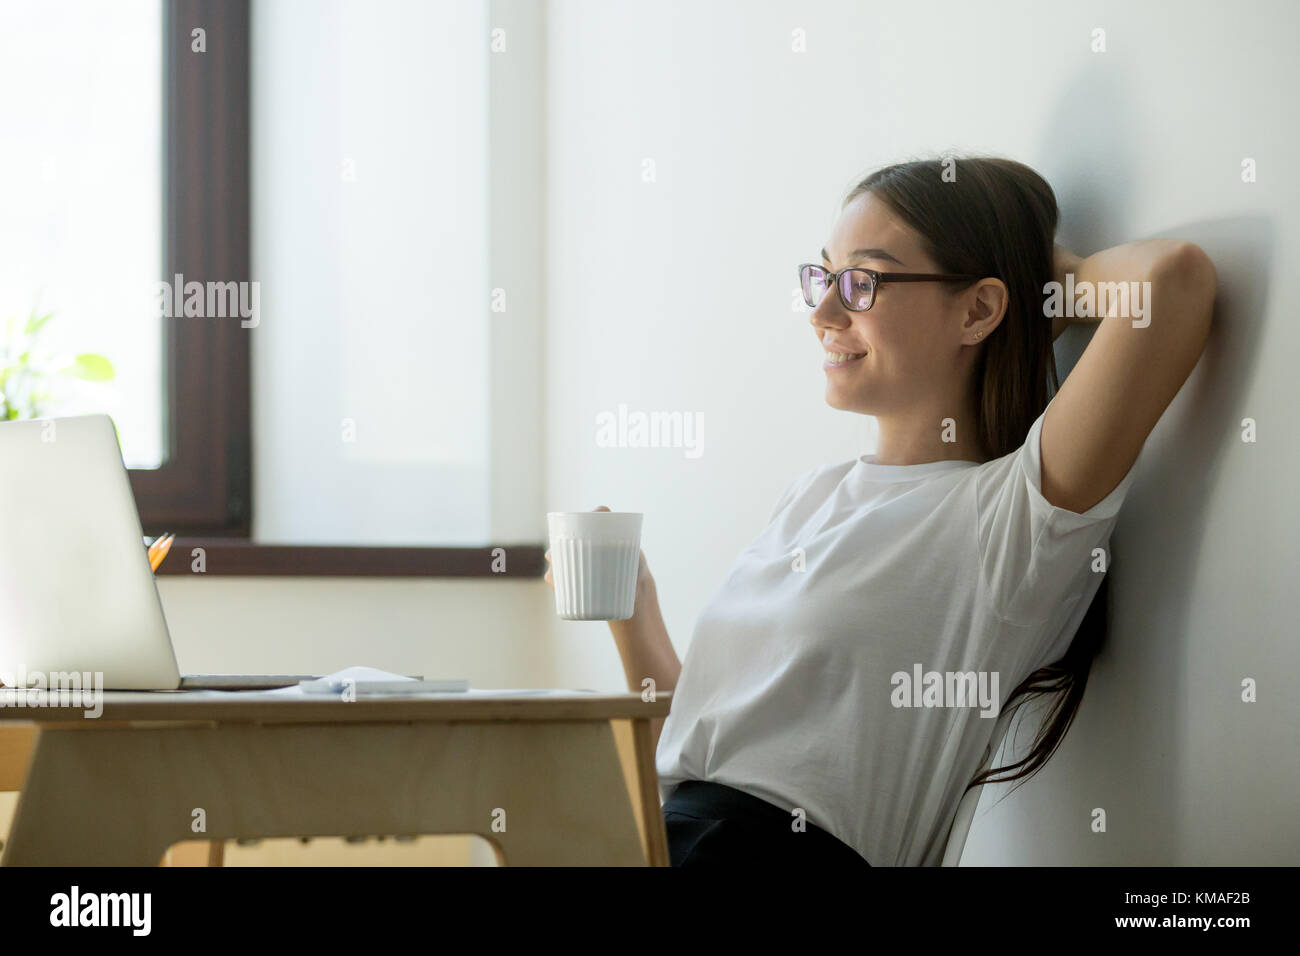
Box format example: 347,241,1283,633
546,511,643,620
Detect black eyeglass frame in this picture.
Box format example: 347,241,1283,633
798,263,981,313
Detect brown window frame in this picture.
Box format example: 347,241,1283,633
134,0,541,578
130,0,250,537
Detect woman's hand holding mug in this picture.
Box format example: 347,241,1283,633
545,505,654,624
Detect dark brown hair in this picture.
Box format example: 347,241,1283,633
844,155,1103,801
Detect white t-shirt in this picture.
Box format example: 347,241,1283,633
655,398,1145,866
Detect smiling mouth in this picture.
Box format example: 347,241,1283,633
824,350,867,368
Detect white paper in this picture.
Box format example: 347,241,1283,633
243,666,598,698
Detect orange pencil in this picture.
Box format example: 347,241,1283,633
148,533,175,572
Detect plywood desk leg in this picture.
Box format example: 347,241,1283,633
630,718,669,866
0,725,36,793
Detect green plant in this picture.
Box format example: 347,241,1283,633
0,308,115,420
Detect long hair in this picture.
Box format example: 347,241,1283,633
843,156,1102,801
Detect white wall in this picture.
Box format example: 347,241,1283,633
543,0,1299,863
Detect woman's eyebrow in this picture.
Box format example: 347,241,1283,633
821,246,906,266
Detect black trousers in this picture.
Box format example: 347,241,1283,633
662,780,871,868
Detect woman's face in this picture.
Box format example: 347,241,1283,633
811,190,973,416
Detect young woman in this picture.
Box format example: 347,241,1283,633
546,156,1216,867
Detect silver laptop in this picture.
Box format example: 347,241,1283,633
0,415,319,691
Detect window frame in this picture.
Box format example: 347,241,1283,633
130,0,250,536
133,0,542,578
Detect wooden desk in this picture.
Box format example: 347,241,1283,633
0,689,671,866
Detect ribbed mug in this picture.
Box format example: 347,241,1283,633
546,512,643,620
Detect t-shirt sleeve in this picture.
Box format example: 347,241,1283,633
974,400,1145,627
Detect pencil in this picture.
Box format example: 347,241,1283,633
149,533,175,572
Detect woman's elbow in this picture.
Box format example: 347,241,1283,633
1167,242,1218,309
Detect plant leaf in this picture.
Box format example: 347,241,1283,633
24,311,54,336
67,353,115,381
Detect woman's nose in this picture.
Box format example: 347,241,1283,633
809,292,850,332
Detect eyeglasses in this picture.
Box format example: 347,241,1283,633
798,263,980,313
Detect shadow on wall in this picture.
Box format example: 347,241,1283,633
1097,214,1274,862
979,209,1275,861
968,64,1282,862
1038,66,1141,251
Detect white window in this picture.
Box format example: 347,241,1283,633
250,0,492,545
0,0,165,469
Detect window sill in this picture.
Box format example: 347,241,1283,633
152,539,545,577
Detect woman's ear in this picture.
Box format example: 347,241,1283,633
966,278,1009,337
